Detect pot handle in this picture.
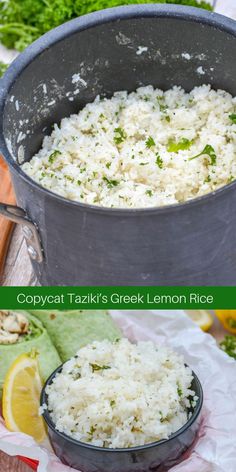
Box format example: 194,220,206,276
0,203,43,263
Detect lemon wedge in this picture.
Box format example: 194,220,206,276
2,351,46,442
185,310,213,331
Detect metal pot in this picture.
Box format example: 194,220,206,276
1,5,236,286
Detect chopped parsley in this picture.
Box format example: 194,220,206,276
106,162,111,169
159,411,165,423
220,335,236,360
0,61,8,77
88,426,96,436
65,175,74,182
157,97,168,112
103,177,120,188
66,175,74,182
146,189,153,197
159,103,168,112
156,154,163,169
189,144,216,165
90,363,111,372
229,114,236,124
228,175,235,184
204,175,211,183
145,136,156,148
177,383,183,397
48,149,61,164
167,138,193,153
114,127,127,144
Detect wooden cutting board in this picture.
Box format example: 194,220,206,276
0,156,16,281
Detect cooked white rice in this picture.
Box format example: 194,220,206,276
43,338,197,448
22,84,236,208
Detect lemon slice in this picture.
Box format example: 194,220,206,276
2,351,46,442
185,310,213,331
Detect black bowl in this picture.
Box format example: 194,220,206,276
41,363,203,472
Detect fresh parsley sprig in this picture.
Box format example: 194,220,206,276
0,0,213,52
189,144,216,166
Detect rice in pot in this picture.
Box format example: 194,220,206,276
23,84,236,208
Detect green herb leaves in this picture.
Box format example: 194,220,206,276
48,150,61,164
189,144,216,165
114,127,126,144
103,177,120,188
89,426,96,436
220,335,236,360
167,139,217,166
228,175,235,184
167,138,193,153
145,136,156,148
177,383,183,397
90,363,111,372
0,61,8,77
156,154,163,169
229,114,236,124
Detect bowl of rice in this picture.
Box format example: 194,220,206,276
1,4,236,285
40,338,203,472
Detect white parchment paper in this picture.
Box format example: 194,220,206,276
0,310,236,472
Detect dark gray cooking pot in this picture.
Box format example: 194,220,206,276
0,4,236,286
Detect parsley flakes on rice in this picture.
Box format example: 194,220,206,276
23,84,236,208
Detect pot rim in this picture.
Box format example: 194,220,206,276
41,361,203,453
1,4,236,215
